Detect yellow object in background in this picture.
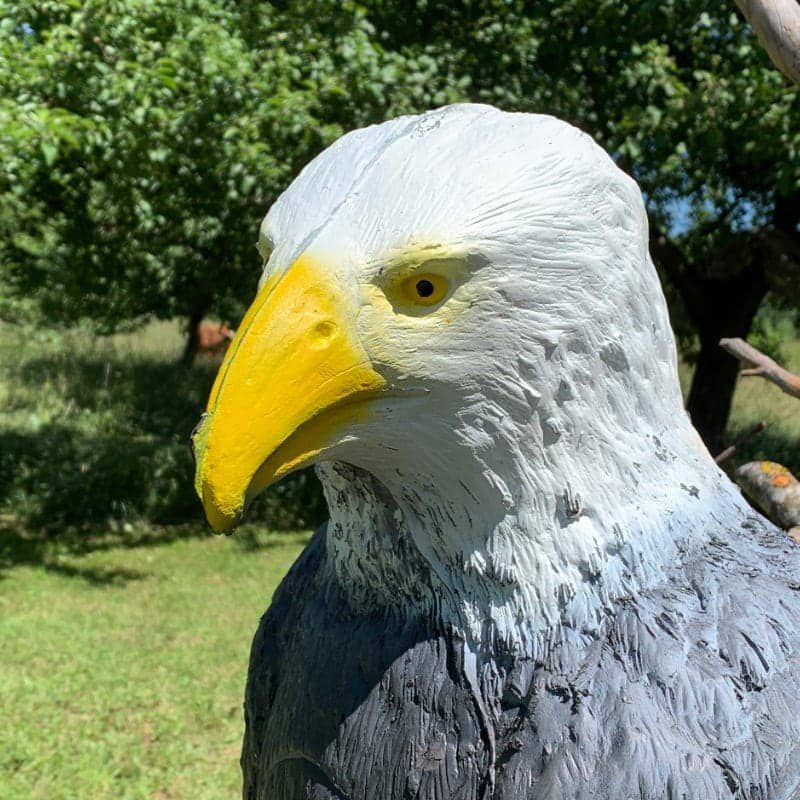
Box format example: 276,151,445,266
735,460,800,534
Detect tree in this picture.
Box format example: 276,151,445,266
2,1,799,447
0,1,400,355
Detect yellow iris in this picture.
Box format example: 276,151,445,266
399,272,450,307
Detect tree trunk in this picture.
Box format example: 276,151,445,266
649,228,772,452
181,306,207,367
686,276,767,451
688,335,750,451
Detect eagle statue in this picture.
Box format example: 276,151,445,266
192,104,800,800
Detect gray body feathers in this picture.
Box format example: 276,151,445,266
242,515,800,800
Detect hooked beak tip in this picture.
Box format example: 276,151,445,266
203,495,241,534
191,414,241,534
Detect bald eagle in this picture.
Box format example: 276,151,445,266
192,105,800,800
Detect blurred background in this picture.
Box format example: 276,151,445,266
1,1,798,798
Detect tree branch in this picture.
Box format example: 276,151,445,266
720,337,800,398
735,460,800,530
714,420,767,463
736,0,800,85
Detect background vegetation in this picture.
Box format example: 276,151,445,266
0,522,309,800
0,320,327,533
1,1,798,798
1,313,798,800
2,0,799,443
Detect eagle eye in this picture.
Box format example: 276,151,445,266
399,272,449,308
378,255,469,315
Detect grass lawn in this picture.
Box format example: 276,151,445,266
678,337,800,473
0,525,308,800
0,318,797,799
0,320,313,799
724,337,800,470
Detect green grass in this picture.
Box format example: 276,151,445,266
0,318,798,799
0,524,308,800
0,320,326,531
0,320,315,799
723,338,800,472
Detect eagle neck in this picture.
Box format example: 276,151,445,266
317,411,750,654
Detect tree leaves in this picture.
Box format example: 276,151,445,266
0,0,797,334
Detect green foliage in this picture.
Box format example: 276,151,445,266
1,0,798,466
2,318,797,536
366,2,800,278
675,333,800,473
0,0,393,327
678,295,799,366
748,297,799,363
1,0,797,335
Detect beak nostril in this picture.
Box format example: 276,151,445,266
310,320,338,350
193,255,387,533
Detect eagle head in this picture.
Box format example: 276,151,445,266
191,103,716,602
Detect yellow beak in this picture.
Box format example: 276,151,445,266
192,255,386,533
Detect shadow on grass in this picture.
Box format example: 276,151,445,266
13,354,214,437
0,522,149,585
0,425,204,529
0,350,326,574
0,519,312,584
233,528,314,552
4,345,798,536
5,517,311,557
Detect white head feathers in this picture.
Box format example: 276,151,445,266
258,104,749,650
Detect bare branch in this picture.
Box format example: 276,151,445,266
714,420,767,464
736,0,800,85
720,337,800,398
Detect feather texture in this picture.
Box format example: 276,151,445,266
232,105,800,798
243,491,800,799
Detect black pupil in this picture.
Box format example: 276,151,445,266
416,279,434,298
